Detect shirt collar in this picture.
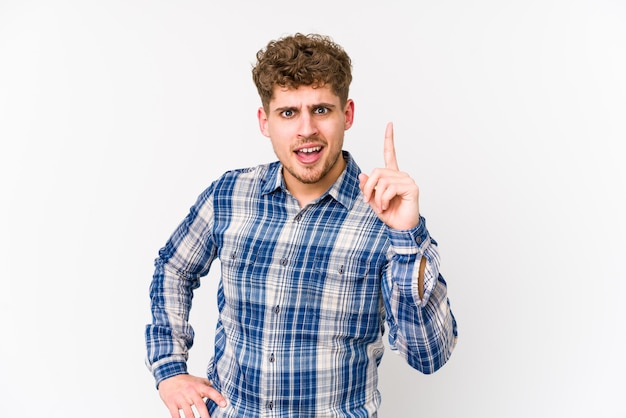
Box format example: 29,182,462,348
260,151,362,210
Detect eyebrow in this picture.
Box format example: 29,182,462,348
273,102,337,113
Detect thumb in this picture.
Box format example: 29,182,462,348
358,173,374,204
358,173,368,189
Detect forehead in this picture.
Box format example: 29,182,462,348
269,84,340,109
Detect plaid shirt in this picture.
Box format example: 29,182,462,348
146,152,457,417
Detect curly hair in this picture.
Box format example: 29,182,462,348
252,33,353,111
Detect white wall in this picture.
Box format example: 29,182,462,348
1,1,624,417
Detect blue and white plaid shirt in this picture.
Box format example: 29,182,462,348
146,152,457,417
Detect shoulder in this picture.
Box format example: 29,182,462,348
215,162,275,185
206,161,279,198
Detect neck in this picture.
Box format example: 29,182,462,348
285,157,346,208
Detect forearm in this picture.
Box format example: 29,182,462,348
386,273,457,373
145,187,217,386
145,262,198,386
383,217,458,373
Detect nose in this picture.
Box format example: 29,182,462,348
297,112,318,139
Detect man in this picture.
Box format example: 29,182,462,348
146,32,457,417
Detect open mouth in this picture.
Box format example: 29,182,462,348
295,146,323,164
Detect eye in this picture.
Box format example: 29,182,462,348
313,107,329,115
280,109,295,118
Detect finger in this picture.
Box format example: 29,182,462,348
191,395,211,418
383,122,399,171
374,179,396,212
380,182,404,211
166,404,180,418
358,173,372,201
203,385,227,408
181,404,195,418
359,171,382,208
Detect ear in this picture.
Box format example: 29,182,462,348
343,99,355,130
257,107,270,137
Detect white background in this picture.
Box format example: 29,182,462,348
1,1,625,417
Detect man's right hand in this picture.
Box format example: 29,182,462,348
158,374,227,418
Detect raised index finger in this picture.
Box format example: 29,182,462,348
384,122,399,170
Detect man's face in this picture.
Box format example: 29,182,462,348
258,84,354,197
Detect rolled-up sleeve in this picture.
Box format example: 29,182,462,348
382,216,458,374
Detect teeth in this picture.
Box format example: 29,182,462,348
299,147,321,153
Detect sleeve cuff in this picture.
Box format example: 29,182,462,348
152,361,189,388
387,215,429,254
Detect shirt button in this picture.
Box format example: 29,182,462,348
294,214,302,222
280,258,288,266
266,401,273,410
273,305,280,314
269,353,275,363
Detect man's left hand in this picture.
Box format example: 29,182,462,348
358,122,420,230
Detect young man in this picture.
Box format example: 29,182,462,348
146,33,457,417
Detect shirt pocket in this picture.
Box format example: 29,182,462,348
220,249,262,307
310,257,380,338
